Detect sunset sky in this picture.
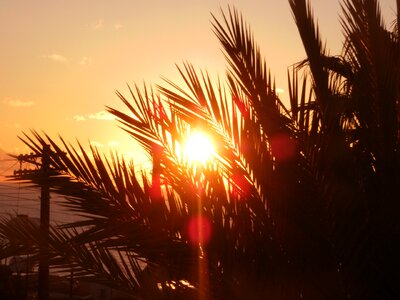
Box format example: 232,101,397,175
0,0,396,169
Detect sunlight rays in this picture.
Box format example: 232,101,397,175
183,131,215,165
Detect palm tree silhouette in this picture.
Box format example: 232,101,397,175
1,0,399,299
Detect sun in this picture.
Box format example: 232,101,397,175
184,131,215,164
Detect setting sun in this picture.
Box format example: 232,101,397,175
183,131,215,164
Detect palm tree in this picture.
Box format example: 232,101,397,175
1,0,399,299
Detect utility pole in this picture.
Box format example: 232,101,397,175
13,144,60,300
38,144,50,300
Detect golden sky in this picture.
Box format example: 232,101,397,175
0,0,396,166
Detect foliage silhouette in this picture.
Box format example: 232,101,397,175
1,0,399,299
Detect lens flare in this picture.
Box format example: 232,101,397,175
187,215,211,245
270,134,296,162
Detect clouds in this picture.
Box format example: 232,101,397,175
90,140,104,148
44,18,125,67
73,115,86,122
44,53,93,67
79,56,92,66
71,110,115,122
2,98,35,107
114,23,124,30
43,53,92,66
71,115,87,122
91,19,104,30
88,19,124,31
46,54,67,63
89,111,115,121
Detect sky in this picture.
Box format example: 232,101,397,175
0,0,397,176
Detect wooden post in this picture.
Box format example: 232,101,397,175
38,144,50,300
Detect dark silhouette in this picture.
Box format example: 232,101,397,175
1,0,399,299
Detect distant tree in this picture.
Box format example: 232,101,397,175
1,0,399,299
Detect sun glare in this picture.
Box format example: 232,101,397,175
184,131,215,164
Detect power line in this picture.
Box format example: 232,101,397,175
0,158,15,162
0,161,19,176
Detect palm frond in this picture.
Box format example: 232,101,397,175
212,7,293,136
1,2,399,299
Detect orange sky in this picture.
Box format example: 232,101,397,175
0,0,396,171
